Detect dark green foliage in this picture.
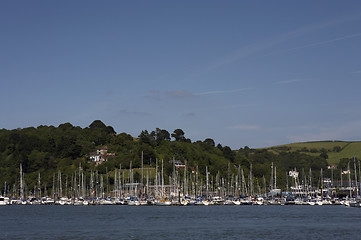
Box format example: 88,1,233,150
272,146,291,151
0,121,335,194
89,120,115,134
222,146,235,162
203,138,215,147
151,128,171,145
320,152,328,159
333,146,342,152
172,129,186,142
338,158,351,170
138,130,154,145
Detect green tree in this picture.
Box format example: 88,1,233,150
320,152,328,159
333,146,342,152
151,128,171,144
89,120,106,129
89,120,115,134
222,146,235,162
204,138,215,147
138,130,154,145
171,129,186,142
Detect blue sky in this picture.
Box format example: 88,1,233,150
1,1,361,149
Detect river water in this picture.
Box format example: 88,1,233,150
0,205,360,239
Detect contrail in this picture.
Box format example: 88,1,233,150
196,88,251,96
288,33,361,51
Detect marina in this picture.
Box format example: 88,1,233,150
2,159,361,208
0,195,360,207
2,2,361,239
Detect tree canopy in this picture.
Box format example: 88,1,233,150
0,121,334,195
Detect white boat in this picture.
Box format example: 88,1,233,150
240,196,254,205
113,198,124,205
255,197,264,205
11,199,21,205
0,196,10,205
180,199,189,206
195,200,204,205
202,200,210,206
58,197,68,205
32,199,42,205
128,200,140,206
266,199,279,205
224,199,234,205
155,199,172,206
73,199,83,206
139,200,148,206
42,197,55,205
211,196,224,205
307,201,316,206
99,199,114,205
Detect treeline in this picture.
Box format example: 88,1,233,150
0,120,332,193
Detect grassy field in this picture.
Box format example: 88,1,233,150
272,141,349,152
327,142,361,165
108,167,157,180
265,141,361,165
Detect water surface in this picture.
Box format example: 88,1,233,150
0,205,360,239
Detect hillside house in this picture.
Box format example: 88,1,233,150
89,146,115,165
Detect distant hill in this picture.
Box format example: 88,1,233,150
0,120,332,192
264,141,361,165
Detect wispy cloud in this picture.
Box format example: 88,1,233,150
165,90,195,99
287,121,361,143
273,79,302,85
189,14,361,76
145,89,195,100
119,109,151,117
350,70,361,74
228,125,261,130
196,88,251,96
146,88,251,99
144,90,162,101
287,32,361,51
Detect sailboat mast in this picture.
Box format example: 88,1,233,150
206,166,209,199
250,164,253,196
227,162,230,197
237,166,241,197
129,161,133,197
353,157,358,197
184,160,187,196
359,160,361,199
270,162,273,191
146,170,149,197
348,162,352,197
155,158,158,198
119,164,122,198
309,168,312,195
274,166,277,190
37,172,41,199
320,168,323,199
340,168,343,189
20,164,24,201
114,169,117,198
161,159,164,198
141,151,144,195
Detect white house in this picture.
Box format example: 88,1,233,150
89,146,115,165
